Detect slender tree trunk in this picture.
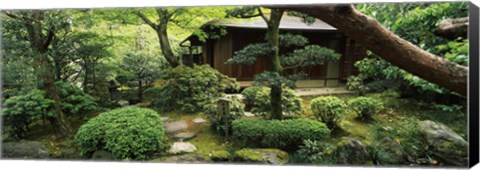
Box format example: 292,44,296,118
266,9,285,120
138,80,143,101
283,5,468,96
83,62,90,93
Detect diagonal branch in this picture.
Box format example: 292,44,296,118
257,7,269,23
136,11,158,30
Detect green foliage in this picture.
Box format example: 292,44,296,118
226,43,270,65
75,107,166,160
346,75,369,95
241,86,264,107
373,119,427,158
352,2,468,96
281,45,341,68
204,96,245,136
231,118,330,151
55,82,99,115
310,96,346,129
152,65,239,113
293,139,336,164
248,86,303,116
2,90,55,138
348,97,384,121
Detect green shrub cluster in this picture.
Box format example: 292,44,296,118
75,107,166,160
232,118,330,151
2,83,98,138
152,65,239,113
55,82,99,115
293,139,336,164
2,89,55,138
348,97,384,121
241,86,302,116
204,96,245,136
310,96,346,129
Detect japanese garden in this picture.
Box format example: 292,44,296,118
0,2,470,167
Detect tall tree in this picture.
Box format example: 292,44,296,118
3,10,72,137
227,7,340,119
282,5,468,96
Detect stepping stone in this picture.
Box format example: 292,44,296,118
160,117,170,122
173,132,197,141
164,120,188,134
244,112,255,117
167,142,197,154
192,117,207,124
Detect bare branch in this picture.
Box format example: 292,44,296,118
257,8,269,23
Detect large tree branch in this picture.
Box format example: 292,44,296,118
281,5,467,96
135,11,158,30
434,17,468,39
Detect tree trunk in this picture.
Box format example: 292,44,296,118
83,62,90,93
434,17,468,39
26,11,72,138
266,9,285,120
138,80,143,101
156,9,180,68
283,5,468,96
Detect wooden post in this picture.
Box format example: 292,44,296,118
217,98,232,138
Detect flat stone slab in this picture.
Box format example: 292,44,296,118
164,120,188,134
173,132,197,141
192,118,207,124
160,117,170,122
167,142,197,154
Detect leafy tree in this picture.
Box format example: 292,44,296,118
2,10,74,137
120,51,163,101
226,7,340,119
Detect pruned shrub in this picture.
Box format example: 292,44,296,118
348,97,384,121
242,86,302,116
55,82,99,115
152,65,239,113
75,107,166,160
232,118,330,151
310,96,346,129
204,96,245,136
2,89,55,138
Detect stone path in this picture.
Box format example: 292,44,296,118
167,142,197,154
226,87,353,99
164,120,188,134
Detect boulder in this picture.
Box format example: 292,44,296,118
233,148,289,165
161,154,208,163
419,120,468,166
164,120,188,134
373,137,405,165
1,141,49,159
167,142,197,154
173,132,197,141
117,100,129,107
334,138,373,165
209,150,231,162
91,150,113,161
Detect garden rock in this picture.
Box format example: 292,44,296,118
162,154,208,163
374,137,405,165
334,138,373,165
168,142,197,154
1,141,49,159
192,117,207,124
160,117,170,122
243,112,255,117
210,150,231,162
91,150,113,161
164,120,188,134
419,120,468,166
117,100,129,107
173,132,197,141
233,148,289,165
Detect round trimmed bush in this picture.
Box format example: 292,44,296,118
348,97,384,121
310,96,346,129
75,107,166,160
241,86,266,108
232,118,330,151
